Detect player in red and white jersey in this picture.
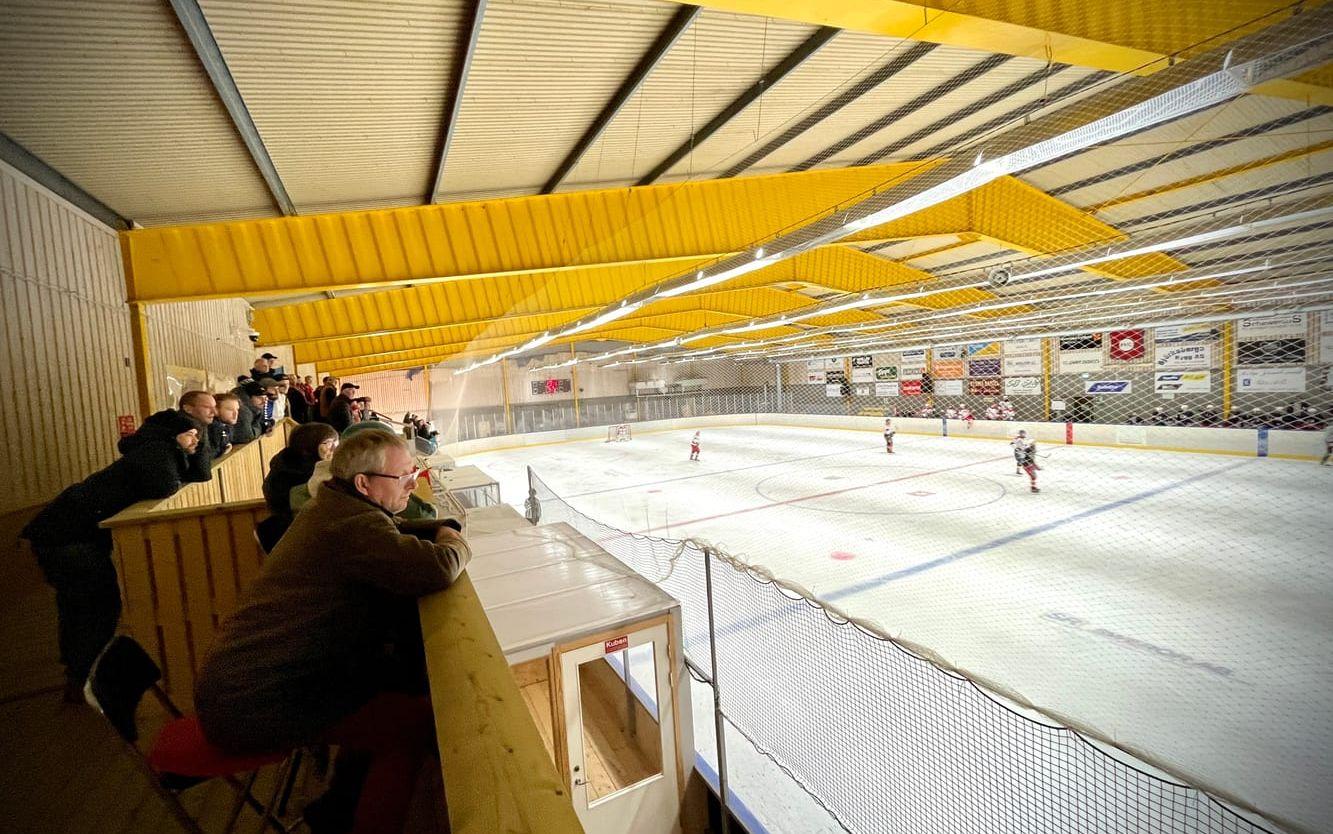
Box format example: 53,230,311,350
1011,430,1041,492
689,431,701,461
883,418,895,453
960,407,974,430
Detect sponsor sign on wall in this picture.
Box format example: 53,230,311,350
1108,330,1145,361
1155,323,1219,343
851,366,875,383
1154,371,1211,393
807,358,842,370
855,385,870,396
875,366,898,381
1155,343,1210,369
1059,350,1103,372
934,359,965,379
1060,333,1103,351
825,384,843,398
1237,313,1305,340
968,378,1001,396
825,370,846,384
936,379,964,396
899,379,923,396
1237,367,1306,393
805,372,823,384
1002,354,1042,376
875,381,899,397
851,355,874,368
1006,339,1042,356
1084,379,1132,394
967,341,1000,357
967,358,1001,377
900,349,926,379
1237,338,1305,365
933,345,963,361
1003,376,1042,396
1321,333,1333,363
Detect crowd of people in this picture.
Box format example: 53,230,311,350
20,353,465,834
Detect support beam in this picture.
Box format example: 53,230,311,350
635,25,839,185
128,303,154,418
430,0,488,202
0,133,128,230
168,0,295,216
542,4,700,194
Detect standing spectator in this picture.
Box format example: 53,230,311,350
328,383,359,433
283,376,310,424
247,355,271,382
269,376,290,424
195,431,470,834
295,375,318,406
120,394,216,484
257,377,281,434
260,352,284,377
229,380,268,444
212,392,241,455
317,376,341,421
21,413,203,701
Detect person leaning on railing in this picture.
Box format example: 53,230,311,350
228,379,268,444
19,412,204,703
194,430,470,834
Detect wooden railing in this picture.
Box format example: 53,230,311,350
153,421,295,511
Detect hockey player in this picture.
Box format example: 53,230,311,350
883,418,896,454
689,431,701,461
1011,429,1039,476
1322,423,1332,466
1018,437,1041,493
959,407,974,430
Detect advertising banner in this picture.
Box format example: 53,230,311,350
1108,330,1145,361
900,349,927,369
1237,367,1305,393
1321,333,1333,363
967,341,1001,357
825,370,846,384
851,355,874,368
933,345,963,361
1006,339,1043,356
1237,313,1305,340
1060,333,1103,351
1237,339,1305,365
1003,354,1042,376
1084,379,1132,394
899,379,923,396
805,371,823,384
934,359,965,379
855,385,870,396
825,384,843,398
936,379,964,396
1059,350,1103,372
1003,376,1042,396
1154,371,1211,393
875,366,898,381
875,381,899,397
1155,342,1210,369
1155,323,1219,343
967,358,1001,377
968,378,1001,396
851,366,875,383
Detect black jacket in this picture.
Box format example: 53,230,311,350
327,394,355,434
230,388,265,444
208,420,233,457
262,447,318,516
23,429,196,548
119,409,212,484
284,388,310,424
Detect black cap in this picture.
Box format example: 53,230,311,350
340,382,359,391
260,352,278,360
256,377,279,389
240,381,265,397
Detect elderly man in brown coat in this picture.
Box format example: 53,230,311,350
195,430,469,834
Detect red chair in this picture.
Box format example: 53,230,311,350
85,636,299,834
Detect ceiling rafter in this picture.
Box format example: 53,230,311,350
430,0,488,203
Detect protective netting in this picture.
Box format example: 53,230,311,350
527,468,1274,834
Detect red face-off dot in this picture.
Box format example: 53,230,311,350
830,551,857,561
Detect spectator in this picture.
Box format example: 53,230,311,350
296,375,318,406
246,355,271,382
269,376,289,424
21,413,202,702
229,380,267,444
263,423,339,517
195,431,470,834
283,375,310,424
212,392,241,455
260,351,283,377
120,394,215,484
328,383,359,433
317,376,341,421
257,377,282,434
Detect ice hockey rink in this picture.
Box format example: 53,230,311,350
458,423,1333,834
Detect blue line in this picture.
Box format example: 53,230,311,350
691,459,1250,646
825,458,1250,602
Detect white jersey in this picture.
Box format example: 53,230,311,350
883,422,895,437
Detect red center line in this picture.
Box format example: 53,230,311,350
633,455,1010,534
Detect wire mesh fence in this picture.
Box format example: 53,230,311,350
527,467,1276,834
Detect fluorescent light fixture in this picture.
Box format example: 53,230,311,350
562,301,644,336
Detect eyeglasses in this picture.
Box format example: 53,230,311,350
362,468,423,487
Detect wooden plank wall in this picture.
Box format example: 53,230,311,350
0,160,139,514
344,368,430,422
108,500,269,706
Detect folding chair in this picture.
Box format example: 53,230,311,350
85,635,300,834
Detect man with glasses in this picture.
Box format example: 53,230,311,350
195,430,468,834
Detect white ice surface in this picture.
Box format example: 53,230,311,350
459,424,1333,834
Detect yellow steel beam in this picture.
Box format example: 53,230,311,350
128,303,154,418
1086,140,1333,212
122,163,939,303
687,0,1332,104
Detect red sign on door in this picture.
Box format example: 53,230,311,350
604,635,628,654
117,415,137,437
899,380,923,396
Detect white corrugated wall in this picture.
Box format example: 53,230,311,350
0,159,138,512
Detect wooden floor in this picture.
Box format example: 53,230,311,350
0,508,448,834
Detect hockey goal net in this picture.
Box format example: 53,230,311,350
606,424,632,442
